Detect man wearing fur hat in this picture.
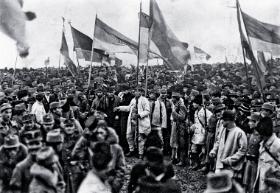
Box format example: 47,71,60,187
29,147,65,193
0,135,28,193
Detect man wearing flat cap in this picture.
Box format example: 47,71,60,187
210,110,247,183
50,102,63,129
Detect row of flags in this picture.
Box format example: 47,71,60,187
59,0,213,77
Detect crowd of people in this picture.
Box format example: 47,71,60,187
1,60,280,193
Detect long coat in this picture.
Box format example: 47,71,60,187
253,134,280,192
118,96,151,136
210,125,247,173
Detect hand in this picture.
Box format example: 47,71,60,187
209,152,216,158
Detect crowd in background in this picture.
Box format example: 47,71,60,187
1,59,280,193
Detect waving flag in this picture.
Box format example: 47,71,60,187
70,25,108,62
94,17,138,54
150,0,190,70
241,11,280,56
60,31,78,76
194,46,211,60
139,11,151,65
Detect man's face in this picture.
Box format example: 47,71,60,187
192,102,199,109
64,124,75,134
149,93,156,100
172,96,178,104
108,92,114,98
95,127,107,142
24,120,35,130
216,110,223,119
248,119,258,129
6,147,19,159
27,141,42,155
1,109,12,121
96,92,103,98
54,107,62,116
222,120,231,128
134,90,141,98
43,122,54,131
261,109,271,118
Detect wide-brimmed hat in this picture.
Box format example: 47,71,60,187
50,102,62,110
22,114,35,123
3,135,20,148
14,103,26,112
171,92,181,97
214,103,226,113
205,170,233,193
261,102,275,113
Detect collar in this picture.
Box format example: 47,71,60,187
263,133,277,148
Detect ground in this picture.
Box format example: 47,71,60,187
120,157,207,193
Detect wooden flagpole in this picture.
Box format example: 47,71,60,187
88,14,97,88
11,55,18,86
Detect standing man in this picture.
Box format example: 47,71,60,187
210,110,247,183
170,92,187,166
115,89,150,159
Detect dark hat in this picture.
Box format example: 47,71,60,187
193,95,203,105
205,170,233,193
17,89,29,99
64,119,74,127
3,135,20,148
261,102,275,112
222,110,235,121
46,130,63,143
36,147,58,164
247,112,261,122
0,103,12,112
42,114,54,124
145,147,164,163
22,114,35,123
50,102,62,110
256,117,273,137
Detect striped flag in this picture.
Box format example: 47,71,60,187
60,31,78,76
94,17,138,54
150,0,190,70
241,11,280,56
70,25,108,62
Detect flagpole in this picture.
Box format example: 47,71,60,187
11,55,18,86
88,14,97,88
237,1,264,96
236,0,251,91
144,8,152,97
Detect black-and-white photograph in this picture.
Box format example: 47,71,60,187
0,0,280,192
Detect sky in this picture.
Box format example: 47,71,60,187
0,0,280,68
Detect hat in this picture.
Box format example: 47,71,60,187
17,89,29,99
0,103,12,112
64,119,74,127
193,95,203,105
205,170,233,193
14,103,26,112
46,130,63,143
261,102,275,112
222,110,235,121
171,92,181,97
214,103,226,113
238,103,250,113
36,147,58,164
256,117,273,137
145,147,164,163
22,114,35,123
247,112,261,122
50,102,62,110
24,129,43,143
3,135,20,148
